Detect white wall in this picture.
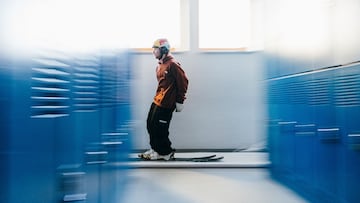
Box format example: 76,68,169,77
130,51,266,150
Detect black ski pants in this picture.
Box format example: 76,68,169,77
146,102,174,155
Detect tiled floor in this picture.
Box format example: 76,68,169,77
116,152,308,203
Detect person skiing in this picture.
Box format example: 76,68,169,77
139,38,189,160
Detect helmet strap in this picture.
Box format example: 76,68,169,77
158,52,167,63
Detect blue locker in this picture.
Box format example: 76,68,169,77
0,57,12,202
265,1,360,201
79,51,132,203
268,77,297,176
1,50,132,203
7,57,59,203
292,74,317,189
266,80,282,172
333,64,360,203
311,70,343,200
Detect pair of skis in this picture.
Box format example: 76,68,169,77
134,154,224,162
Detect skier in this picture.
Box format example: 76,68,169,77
139,38,189,160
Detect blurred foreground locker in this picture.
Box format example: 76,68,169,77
0,50,133,203
265,0,360,201
267,61,360,202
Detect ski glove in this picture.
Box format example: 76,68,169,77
175,102,184,112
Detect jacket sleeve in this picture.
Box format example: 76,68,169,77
172,62,188,104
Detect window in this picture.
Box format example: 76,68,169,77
4,0,182,52
198,0,263,51
4,0,262,52
120,0,182,49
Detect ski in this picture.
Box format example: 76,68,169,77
172,154,217,162
130,154,223,162
188,156,224,162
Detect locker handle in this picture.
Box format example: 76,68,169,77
348,134,360,151
278,121,297,125
101,141,123,145
278,121,297,133
63,193,87,202
317,128,340,143
85,151,108,155
85,151,108,165
295,124,316,136
317,128,340,132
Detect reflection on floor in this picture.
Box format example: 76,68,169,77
117,152,308,203
120,168,308,203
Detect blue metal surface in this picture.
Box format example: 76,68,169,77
266,59,360,202
0,50,133,203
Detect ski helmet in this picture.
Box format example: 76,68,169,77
152,38,170,55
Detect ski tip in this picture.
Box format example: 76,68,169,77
191,156,224,162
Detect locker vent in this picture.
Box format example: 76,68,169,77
268,82,288,104
31,59,71,118
333,74,360,106
267,64,360,107
288,81,308,104
268,80,310,105
308,78,331,106
99,59,118,107
73,59,100,112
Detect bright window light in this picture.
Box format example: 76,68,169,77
3,0,181,52
122,0,181,49
274,0,332,58
199,0,251,50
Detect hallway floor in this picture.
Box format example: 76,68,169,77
117,152,308,203
120,168,308,203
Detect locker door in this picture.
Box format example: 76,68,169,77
311,70,342,199
333,64,360,203
31,56,81,203
293,74,316,188
0,58,12,202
